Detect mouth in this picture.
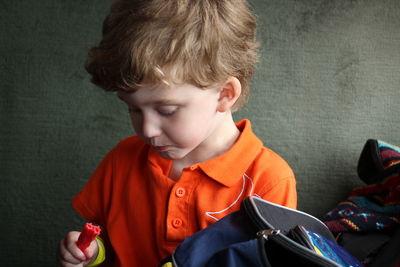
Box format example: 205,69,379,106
153,146,169,152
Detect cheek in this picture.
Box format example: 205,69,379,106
166,114,215,145
169,128,206,147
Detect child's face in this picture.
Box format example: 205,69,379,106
117,82,224,161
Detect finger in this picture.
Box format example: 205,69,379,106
58,238,83,265
83,238,99,262
67,232,87,261
64,232,87,261
59,258,84,267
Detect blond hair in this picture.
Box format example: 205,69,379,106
86,0,259,110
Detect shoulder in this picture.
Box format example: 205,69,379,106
248,146,297,208
247,145,295,188
112,136,147,154
233,119,294,182
104,136,149,166
255,146,294,178
85,136,147,172
115,135,145,148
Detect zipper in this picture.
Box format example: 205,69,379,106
257,229,281,240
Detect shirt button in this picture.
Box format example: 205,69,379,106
172,218,183,228
175,187,186,198
189,165,197,170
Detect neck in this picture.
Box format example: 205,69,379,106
169,112,240,180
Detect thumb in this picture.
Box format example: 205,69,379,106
82,239,99,264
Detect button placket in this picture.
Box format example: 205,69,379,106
166,171,199,241
171,218,183,228
175,187,186,198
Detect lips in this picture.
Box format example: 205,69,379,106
153,146,169,152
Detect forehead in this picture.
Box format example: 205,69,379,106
117,82,214,104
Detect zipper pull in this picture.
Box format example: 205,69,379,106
257,229,281,240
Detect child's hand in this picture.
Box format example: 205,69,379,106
58,231,99,267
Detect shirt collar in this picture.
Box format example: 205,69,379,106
147,119,263,187
198,119,263,187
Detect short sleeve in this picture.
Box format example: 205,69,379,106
72,149,115,227
259,176,297,209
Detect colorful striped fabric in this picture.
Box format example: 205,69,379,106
323,139,400,266
378,140,400,169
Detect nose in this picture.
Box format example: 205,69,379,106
141,113,162,139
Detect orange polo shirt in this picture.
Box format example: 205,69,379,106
72,119,296,267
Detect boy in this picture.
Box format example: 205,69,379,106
58,0,297,266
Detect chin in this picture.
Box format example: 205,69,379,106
158,151,184,160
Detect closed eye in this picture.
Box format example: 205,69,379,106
157,105,178,116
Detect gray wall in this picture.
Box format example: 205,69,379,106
1,0,399,266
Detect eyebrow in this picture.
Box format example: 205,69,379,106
117,93,181,106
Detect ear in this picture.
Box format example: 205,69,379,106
216,76,242,112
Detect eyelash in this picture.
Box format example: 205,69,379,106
127,108,177,117
158,110,175,116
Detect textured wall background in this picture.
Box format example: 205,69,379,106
1,0,399,266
